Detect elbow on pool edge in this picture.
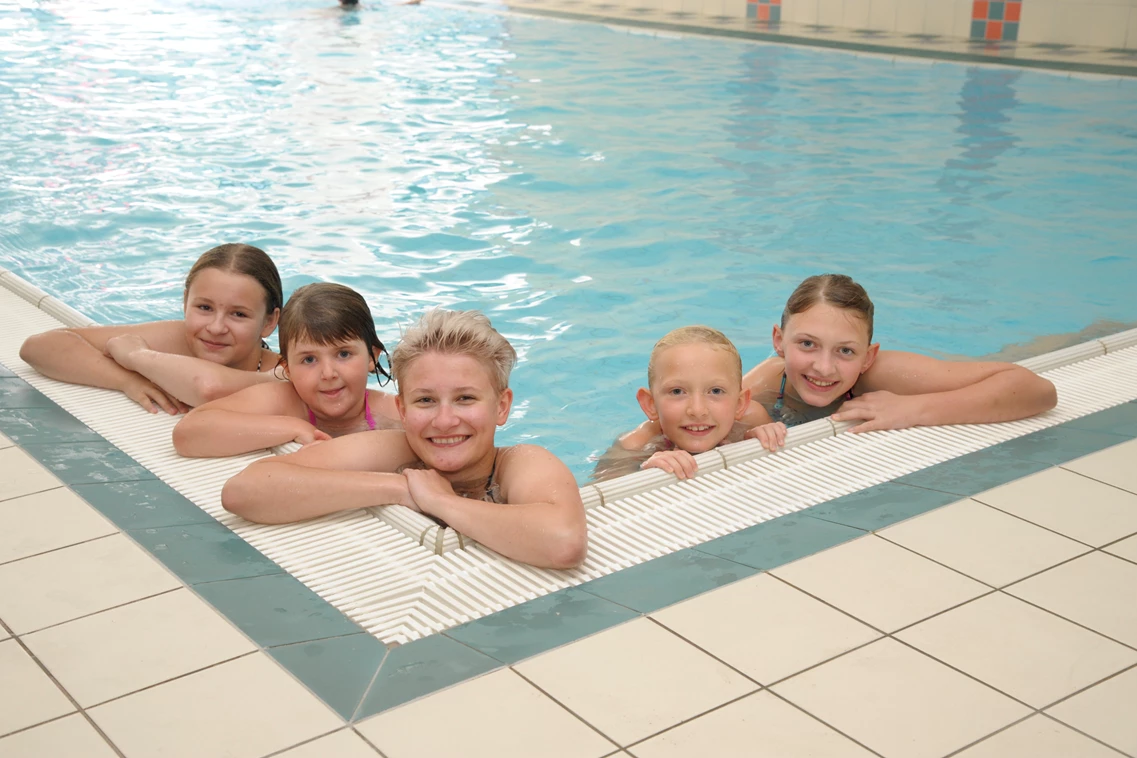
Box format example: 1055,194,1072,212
220,469,282,525
543,526,588,571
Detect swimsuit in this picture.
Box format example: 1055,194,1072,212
768,372,854,427
307,392,376,431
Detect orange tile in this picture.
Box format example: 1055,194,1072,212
771,0,782,6
757,4,770,20
1005,2,1021,22
973,0,989,19
986,20,1003,38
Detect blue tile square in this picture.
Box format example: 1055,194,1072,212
695,514,865,569
1063,404,1137,438
0,362,15,378
1003,21,1019,41
578,549,757,614
269,633,389,720
988,1,1004,20
0,407,103,445
769,5,781,22
971,19,987,38
803,482,960,532
72,480,217,530
894,446,1051,498
446,587,638,664
356,634,500,718
0,379,56,409
994,427,1130,465
20,441,155,484
128,522,284,584
746,2,757,17
195,573,363,647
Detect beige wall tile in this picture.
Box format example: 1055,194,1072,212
956,714,1125,758
771,535,988,632
1018,1,1057,43
0,534,180,634
1006,552,1137,647
869,0,899,30
632,691,877,757
359,669,614,758
952,0,977,37
24,589,256,707
88,653,342,758
817,0,846,26
787,0,821,25
0,447,59,504
1044,2,1131,45
652,573,881,684
1046,666,1137,756
276,730,380,758
843,0,874,26
0,639,74,736
880,499,1089,587
0,488,117,565
515,618,756,746
772,639,1030,758
0,714,117,758
897,593,1137,707
974,468,1137,547
923,0,959,35
1128,8,1137,47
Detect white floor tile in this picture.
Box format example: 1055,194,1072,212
359,669,615,758
0,431,13,450
629,691,876,757
880,499,1089,586
896,592,1137,708
1006,552,1137,647
0,447,60,504
515,618,756,746
23,588,256,707
88,653,342,758
772,639,1030,758
0,639,74,737
974,468,1137,547
1046,666,1137,756
1062,438,1137,495
0,713,117,758
1104,534,1137,564
955,714,1125,758
0,533,180,634
652,573,881,685
771,535,989,632
0,487,117,565
275,729,381,758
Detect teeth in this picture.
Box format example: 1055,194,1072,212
808,378,837,387
431,436,466,445
685,425,712,432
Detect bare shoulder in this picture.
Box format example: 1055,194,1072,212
743,355,785,392
618,419,662,451
498,444,580,499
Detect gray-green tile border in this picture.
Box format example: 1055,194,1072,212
1,363,1135,722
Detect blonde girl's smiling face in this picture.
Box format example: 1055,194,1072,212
775,302,879,407
183,268,278,369
395,352,511,479
284,336,375,422
637,343,750,454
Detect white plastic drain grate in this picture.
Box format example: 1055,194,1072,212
3,267,1137,644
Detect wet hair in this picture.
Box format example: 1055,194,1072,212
183,243,283,318
647,325,742,388
278,283,391,384
782,274,875,342
391,309,516,395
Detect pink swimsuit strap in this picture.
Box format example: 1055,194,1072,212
307,393,376,431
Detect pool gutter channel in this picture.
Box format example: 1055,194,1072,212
2,266,1137,647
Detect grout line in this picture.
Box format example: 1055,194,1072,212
995,589,1137,654
643,615,765,689
938,711,1039,758
259,726,353,758
966,495,1103,550
869,533,1002,591
1056,464,1137,498
0,530,122,568
510,667,627,749
0,482,69,506
82,650,259,710
619,689,763,753
1038,711,1135,758
0,711,74,742
14,587,183,638
1036,661,1137,712
351,725,390,757
760,688,890,758
3,635,128,757
347,649,391,723
886,635,1040,711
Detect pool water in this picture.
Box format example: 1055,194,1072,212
2,0,1135,480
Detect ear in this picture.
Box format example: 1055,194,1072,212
772,324,785,357
395,394,406,422
496,388,513,426
861,343,881,374
734,387,752,420
260,307,281,339
636,387,659,421
279,360,291,381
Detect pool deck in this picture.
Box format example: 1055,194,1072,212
2,374,1136,757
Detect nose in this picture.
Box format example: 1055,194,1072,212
320,360,336,380
206,311,227,335
813,353,835,377
687,394,708,417
433,402,460,430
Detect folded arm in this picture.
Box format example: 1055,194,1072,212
174,382,317,458
220,430,419,524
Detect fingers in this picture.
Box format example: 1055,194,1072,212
642,452,698,480
150,391,181,416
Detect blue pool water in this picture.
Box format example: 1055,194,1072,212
2,0,1136,480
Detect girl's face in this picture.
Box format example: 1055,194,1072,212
284,336,375,421
183,268,278,369
774,302,879,407
395,352,511,480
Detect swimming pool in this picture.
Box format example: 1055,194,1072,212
2,0,1135,480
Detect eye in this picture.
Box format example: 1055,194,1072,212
338,349,352,359
197,304,212,312
667,388,684,396
458,394,477,402
799,339,814,349
232,311,248,319
709,387,726,395
839,347,856,356
300,356,316,365
414,396,435,405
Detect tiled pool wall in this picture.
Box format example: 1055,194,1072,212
4,355,1137,723
551,0,1137,47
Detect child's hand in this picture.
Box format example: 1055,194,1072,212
104,334,150,369
123,375,188,415
642,450,699,480
745,421,787,452
832,391,922,433
293,425,332,447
